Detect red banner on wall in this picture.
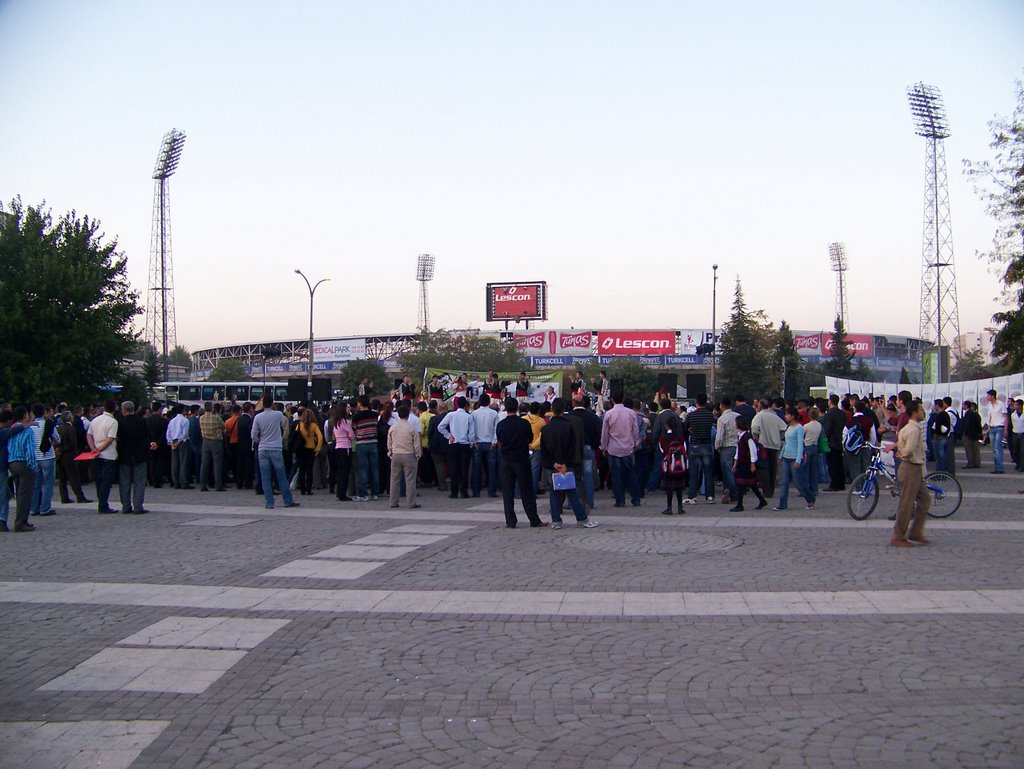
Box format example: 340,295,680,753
513,329,593,355
596,330,676,356
823,333,874,357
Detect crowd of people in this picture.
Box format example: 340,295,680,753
1,382,1018,543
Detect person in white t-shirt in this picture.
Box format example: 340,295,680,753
86,399,119,514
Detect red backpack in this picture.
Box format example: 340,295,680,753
662,437,688,476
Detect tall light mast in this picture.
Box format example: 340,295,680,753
145,128,186,380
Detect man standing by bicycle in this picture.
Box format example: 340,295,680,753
892,401,930,547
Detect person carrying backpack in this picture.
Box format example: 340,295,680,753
731,414,768,512
658,428,689,515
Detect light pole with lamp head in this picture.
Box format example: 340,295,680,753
294,269,329,405
711,263,718,400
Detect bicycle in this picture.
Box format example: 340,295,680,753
846,444,962,521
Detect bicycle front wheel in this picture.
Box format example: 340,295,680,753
925,471,963,518
847,471,879,520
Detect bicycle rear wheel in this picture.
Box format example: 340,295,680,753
847,471,879,520
925,471,963,518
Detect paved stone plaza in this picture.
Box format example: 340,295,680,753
1,464,1021,768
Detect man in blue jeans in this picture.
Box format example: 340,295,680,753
251,394,300,510
470,395,499,497
600,392,641,507
683,394,718,505
985,389,1007,474
714,397,739,505
541,398,597,529
571,395,602,512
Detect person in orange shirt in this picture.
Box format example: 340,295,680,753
223,405,240,486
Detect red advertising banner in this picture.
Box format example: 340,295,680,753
486,282,547,321
823,333,874,357
596,330,676,356
513,329,593,355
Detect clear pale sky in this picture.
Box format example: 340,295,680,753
1,1,1021,352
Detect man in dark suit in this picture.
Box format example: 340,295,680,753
117,401,152,514
495,398,545,529
540,398,596,530
146,402,169,488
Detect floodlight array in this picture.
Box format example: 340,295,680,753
906,83,950,139
416,253,435,281
153,129,187,179
828,242,848,272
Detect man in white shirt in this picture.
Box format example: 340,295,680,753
1011,398,1024,472
751,398,787,496
985,389,1007,474
438,397,477,498
165,404,192,489
86,399,119,514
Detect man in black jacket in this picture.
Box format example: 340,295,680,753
117,401,152,514
495,397,546,528
146,402,169,488
540,398,596,530
236,403,254,489
571,394,602,512
821,394,847,491
961,400,983,469
427,402,449,492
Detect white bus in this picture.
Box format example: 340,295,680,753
159,381,293,407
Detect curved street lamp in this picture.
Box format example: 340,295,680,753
295,269,330,404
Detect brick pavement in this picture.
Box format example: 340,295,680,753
0,463,1021,768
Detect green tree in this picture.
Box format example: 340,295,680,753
951,347,994,381
899,366,914,385
853,358,875,383
605,359,657,402
0,198,142,403
823,317,854,376
168,345,192,371
717,279,774,399
775,320,802,400
118,372,149,409
207,359,252,381
964,79,1024,370
398,329,525,378
338,359,390,398
142,347,161,391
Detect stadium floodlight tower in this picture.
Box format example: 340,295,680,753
145,128,186,380
828,242,850,330
416,253,435,331
907,82,961,383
